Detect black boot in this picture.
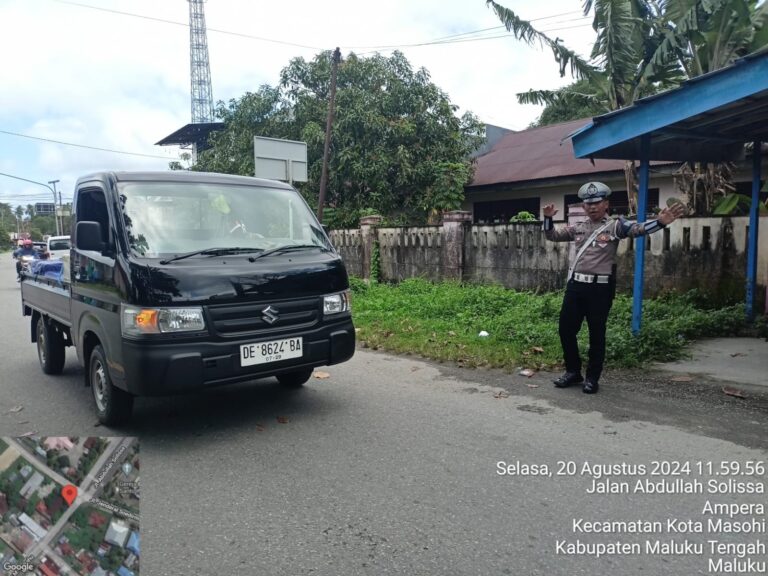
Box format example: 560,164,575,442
553,372,583,388
582,378,599,394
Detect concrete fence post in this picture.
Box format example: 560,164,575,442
441,210,472,281
359,215,383,281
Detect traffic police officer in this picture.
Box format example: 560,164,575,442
542,182,685,394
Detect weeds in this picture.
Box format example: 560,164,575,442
350,278,747,371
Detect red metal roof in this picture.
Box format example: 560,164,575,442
468,118,628,188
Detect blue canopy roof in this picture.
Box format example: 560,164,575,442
572,48,768,162
569,48,767,329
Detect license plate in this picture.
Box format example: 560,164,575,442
240,337,303,366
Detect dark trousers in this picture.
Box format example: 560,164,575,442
558,280,616,381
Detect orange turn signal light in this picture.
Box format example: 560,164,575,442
134,309,159,333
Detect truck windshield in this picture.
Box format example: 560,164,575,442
118,182,332,258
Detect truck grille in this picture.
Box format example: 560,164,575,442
206,297,320,337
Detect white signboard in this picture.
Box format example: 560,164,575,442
254,136,308,183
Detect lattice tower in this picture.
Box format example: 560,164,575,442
188,0,214,123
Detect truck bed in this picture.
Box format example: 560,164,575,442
21,270,72,326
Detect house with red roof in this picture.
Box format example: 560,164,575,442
464,118,763,224
76,550,98,574
38,557,60,576
35,499,50,520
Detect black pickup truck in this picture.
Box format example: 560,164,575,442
21,171,355,424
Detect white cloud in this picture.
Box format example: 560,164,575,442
0,0,595,208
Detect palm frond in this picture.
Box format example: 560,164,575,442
486,1,597,79
590,0,641,106
516,87,604,107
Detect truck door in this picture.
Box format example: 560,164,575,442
71,184,123,368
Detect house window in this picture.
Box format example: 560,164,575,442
473,198,540,224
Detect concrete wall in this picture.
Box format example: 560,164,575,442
615,217,767,306
377,226,443,282
331,228,363,278
464,223,568,291
330,214,767,308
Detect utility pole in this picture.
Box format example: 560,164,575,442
317,47,341,222
49,179,61,236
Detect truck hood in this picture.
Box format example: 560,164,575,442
128,252,349,306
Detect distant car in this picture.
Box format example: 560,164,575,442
47,235,71,259
32,242,47,254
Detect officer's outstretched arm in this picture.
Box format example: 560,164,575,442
543,218,575,242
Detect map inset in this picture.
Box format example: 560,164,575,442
0,437,139,576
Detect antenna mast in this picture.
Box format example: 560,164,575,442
188,0,214,123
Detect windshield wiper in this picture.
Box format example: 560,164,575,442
248,244,330,262
160,247,262,265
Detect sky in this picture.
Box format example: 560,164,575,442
0,0,597,210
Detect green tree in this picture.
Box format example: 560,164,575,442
194,85,285,175
0,202,16,248
29,215,57,238
650,0,768,78
192,51,485,226
487,0,768,212
490,0,767,118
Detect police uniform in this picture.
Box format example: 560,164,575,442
543,182,667,394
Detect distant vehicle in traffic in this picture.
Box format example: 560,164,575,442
47,235,71,259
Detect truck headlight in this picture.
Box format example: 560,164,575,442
121,305,206,336
323,290,350,315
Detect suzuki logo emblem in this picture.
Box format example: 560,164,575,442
262,305,279,325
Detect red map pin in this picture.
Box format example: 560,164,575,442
61,484,78,506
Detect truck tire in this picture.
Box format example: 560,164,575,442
276,368,314,388
89,344,134,425
37,316,65,375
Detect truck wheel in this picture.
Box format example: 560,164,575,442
37,317,65,375
90,344,134,425
276,368,314,388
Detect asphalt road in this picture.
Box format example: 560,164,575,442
1,256,766,575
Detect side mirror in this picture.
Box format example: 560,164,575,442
75,221,105,252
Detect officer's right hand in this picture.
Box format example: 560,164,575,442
543,204,558,218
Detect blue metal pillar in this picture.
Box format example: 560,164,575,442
632,135,651,335
746,141,762,321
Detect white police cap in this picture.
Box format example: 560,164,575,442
578,181,611,203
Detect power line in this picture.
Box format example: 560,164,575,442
52,0,589,54
0,129,174,160
52,0,324,50
364,12,588,47
356,22,592,56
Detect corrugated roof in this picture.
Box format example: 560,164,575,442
468,118,628,188
572,49,768,161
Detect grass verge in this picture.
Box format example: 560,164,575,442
350,278,749,371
